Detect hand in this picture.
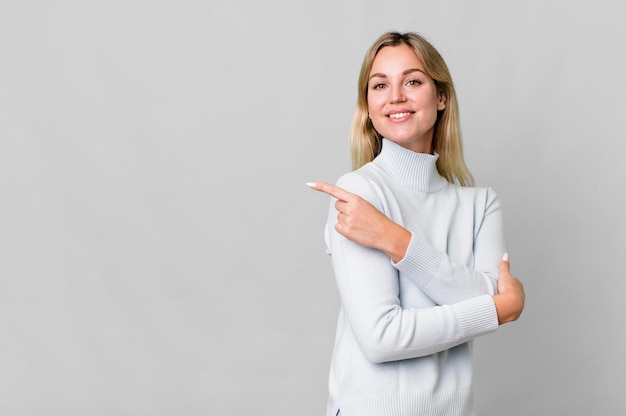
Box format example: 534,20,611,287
493,254,525,325
307,181,411,262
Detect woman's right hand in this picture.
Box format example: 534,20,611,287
306,181,411,262
493,254,525,325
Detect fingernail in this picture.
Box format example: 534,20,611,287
502,252,509,262
306,182,317,189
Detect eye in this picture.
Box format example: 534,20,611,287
371,83,386,90
406,79,423,86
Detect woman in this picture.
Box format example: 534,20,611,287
307,32,525,416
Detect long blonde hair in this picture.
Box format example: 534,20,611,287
350,32,474,186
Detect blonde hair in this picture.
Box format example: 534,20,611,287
350,32,474,186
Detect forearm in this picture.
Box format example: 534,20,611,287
351,295,499,363
378,220,412,263
327,219,499,363
369,215,498,303
393,234,499,304
391,188,505,304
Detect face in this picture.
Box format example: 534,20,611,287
367,44,446,153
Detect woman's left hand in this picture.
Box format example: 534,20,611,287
307,181,411,262
493,254,525,325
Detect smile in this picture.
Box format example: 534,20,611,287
388,112,412,119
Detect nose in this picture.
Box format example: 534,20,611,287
390,84,406,104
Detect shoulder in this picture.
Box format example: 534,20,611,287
453,185,502,215
335,166,387,208
454,184,499,200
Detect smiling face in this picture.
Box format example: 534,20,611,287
367,44,446,153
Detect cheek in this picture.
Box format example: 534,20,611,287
367,97,385,116
366,104,384,130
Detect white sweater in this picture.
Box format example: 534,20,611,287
324,139,503,416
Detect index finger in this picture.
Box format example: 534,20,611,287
306,181,354,202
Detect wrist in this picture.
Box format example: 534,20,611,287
493,292,524,325
383,224,411,263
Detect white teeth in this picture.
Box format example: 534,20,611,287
389,112,410,119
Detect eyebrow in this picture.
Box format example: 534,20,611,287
369,68,425,80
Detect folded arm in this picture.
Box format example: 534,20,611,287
310,180,502,304
325,216,499,363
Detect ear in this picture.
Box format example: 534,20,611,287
437,91,447,111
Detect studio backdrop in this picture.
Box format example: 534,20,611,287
1,1,625,415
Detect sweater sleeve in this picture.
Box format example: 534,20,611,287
326,174,498,363
392,187,504,305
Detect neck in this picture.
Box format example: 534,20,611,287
386,132,434,155
373,139,447,192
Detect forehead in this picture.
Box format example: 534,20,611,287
370,44,425,75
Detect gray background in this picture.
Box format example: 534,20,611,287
1,1,624,415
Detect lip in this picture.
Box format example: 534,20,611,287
386,110,414,121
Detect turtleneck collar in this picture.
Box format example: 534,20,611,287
372,138,448,192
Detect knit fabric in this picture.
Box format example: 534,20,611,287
324,139,504,416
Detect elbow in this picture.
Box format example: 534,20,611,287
359,337,432,364
360,345,393,364
355,313,405,363
355,316,429,363
360,346,400,364
353,324,402,364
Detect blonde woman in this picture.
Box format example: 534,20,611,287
308,32,524,416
